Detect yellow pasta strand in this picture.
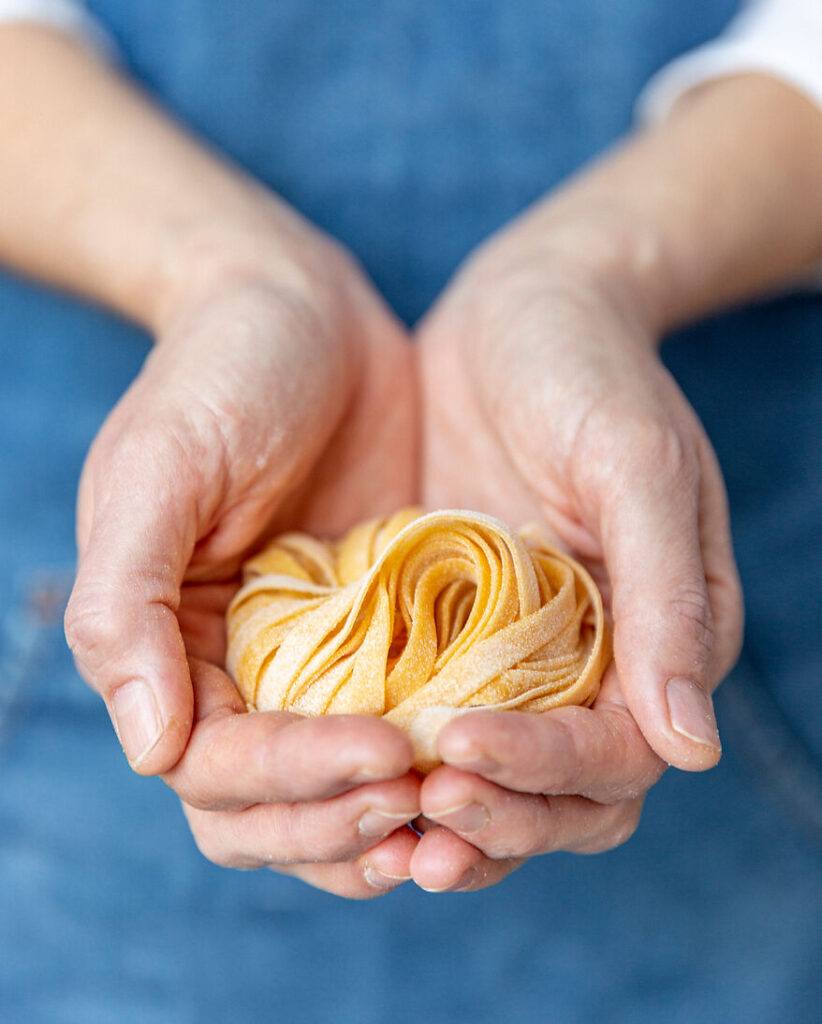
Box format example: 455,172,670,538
226,509,609,770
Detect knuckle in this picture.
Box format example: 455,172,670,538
606,801,644,849
98,421,204,514
175,719,252,813
64,588,121,672
190,825,251,871
626,756,666,800
520,797,566,857
484,805,546,859
175,789,212,813
668,586,715,660
548,717,588,794
495,713,576,791
188,802,359,872
169,770,226,814
627,419,693,484
576,801,643,855
317,832,364,863
268,804,360,865
486,829,542,861
587,709,665,803
98,427,162,493
572,407,700,508
258,804,303,863
520,826,554,859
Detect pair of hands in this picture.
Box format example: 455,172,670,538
64,197,743,898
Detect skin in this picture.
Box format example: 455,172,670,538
1,27,821,897
412,75,822,891
1,26,421,898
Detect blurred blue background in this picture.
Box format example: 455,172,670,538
2,1,821,1020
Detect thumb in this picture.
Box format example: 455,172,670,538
65,444,196,775
600,448,722,772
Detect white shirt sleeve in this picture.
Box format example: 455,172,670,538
0,0,116,57
638,0,822,121
638,0,822,290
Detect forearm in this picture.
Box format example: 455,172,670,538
0,24,309,331
503,73,822,334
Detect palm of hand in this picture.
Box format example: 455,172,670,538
405,254,742,892
68,261,424,898
69,218,743,898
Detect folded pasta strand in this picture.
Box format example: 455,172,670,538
226,508,608,770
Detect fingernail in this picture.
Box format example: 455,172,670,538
111,680,163,766
358,810,417,837
363,865,411,890
429,802,489,834
666,677,721,751
421,867,476,894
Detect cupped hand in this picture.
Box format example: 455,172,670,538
412,214,744,890
64,213,421,895
173,657,420,899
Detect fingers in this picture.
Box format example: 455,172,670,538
419,767,644,864
175,661,421,899
183,776,420,869
169,712,418,809
164,659,417,809
410,825,524,893
596,421,733,770
434,668,665,804
65,428,200,775
411,680,652,891
697,441,745,682
280,829,420,900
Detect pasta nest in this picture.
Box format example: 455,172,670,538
226,508,608,770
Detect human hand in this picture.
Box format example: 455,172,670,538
168,655,420,899
64,213,421,895
412,210,744,890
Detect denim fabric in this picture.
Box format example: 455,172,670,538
2,2,822,1021
88,0,739,324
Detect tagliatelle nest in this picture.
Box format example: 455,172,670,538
226,508,608,771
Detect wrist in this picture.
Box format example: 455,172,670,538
528,74,822,335
474,74,822,347
472,204,670,347
146,189,347,336
529,208,671,339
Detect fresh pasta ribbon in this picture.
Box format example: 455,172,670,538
226,509,608,770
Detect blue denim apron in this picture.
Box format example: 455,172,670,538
2,2,821,1021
